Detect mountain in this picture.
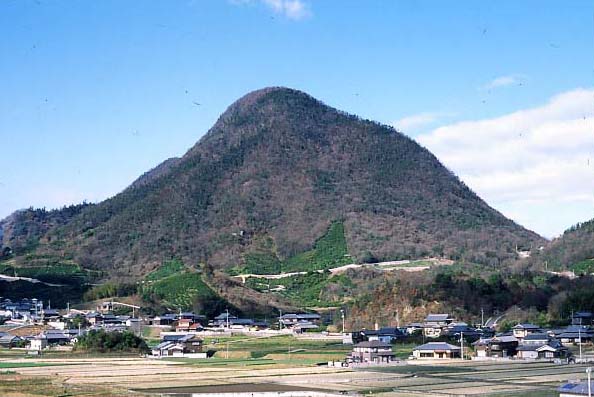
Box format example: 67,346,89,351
533,218,594,274
0,204,92,257
1,87,544,282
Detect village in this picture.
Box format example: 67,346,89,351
1,296,594,396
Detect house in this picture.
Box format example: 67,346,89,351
558,381,594,396
175,318,194,332
41,308,61,322
473,335,519,358
364,327,405,344
152,334,205,358
423,314,453,338
557,326,594,345
412,342,461,359
521,333,551,346
211,313,254,328
512,323,541,339
29,335,48,351
405,323,424,335
151,313,178,326
86,312,103,325
443,322,482,340
349,340,396,364
0,334,22,348
280,313,321,327
516,339,569,360
43,330,71,345
572,312,593,326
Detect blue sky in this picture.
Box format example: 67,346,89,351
0,0,593,238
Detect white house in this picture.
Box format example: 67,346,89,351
412,342,461,359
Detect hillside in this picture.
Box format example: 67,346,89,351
2,87,543,280
532,218,594,274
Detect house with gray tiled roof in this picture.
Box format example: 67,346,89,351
412,342,461,359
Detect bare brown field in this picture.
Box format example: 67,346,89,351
1,356,591,397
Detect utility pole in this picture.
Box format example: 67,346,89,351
481,308,484,328
340,309,345,334
586,367,592,397
396,310,400,329
460,331,464,360
279,309,283,330
580,326,583,363
226,308,230,329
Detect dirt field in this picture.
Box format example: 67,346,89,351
0,356,590,396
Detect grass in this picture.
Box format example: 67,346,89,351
145,259,186,281
247,270,353,307
0,372,131,397
283,222,351,272
0,362,74,368
141,270,217,310
167,335,350,366
571,258,594,275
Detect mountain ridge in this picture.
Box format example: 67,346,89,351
1,87,544,281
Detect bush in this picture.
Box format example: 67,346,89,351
74,330,148,353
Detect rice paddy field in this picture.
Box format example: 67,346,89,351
0,336,590,396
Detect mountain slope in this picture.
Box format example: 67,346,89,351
534,218,594,274
3,87,544,280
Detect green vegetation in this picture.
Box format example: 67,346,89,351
571,258,594,275
140,261,229,317
0,261,95,307
145,259,186,281
0,261,96,285
167,334,350,365
83,282,138,301
232,222,351,275
283,222,351,272
247,270,354,306
74,329,149,353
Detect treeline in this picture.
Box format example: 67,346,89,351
347,267,594,330
83,282,138,301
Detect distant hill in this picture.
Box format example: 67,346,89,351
1,87,544,283
533,218,594,274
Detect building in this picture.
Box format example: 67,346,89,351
473,335,519,358
280,313,321,330
0,334,22,348
151,313,178,327
512,323,541,339
412,342,461,359
516,339,569,360
405,323,424,335
211,312,255,329
572,312,593,326
152,334,205,358
29,335,48,351
443,322,482,340
554,325,594,345
363,327,405,344
349,340,396,364
423,314,453,338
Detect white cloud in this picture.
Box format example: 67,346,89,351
392,111,454,132
416,88,594,238
482,74,522,90
231,0,311,20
